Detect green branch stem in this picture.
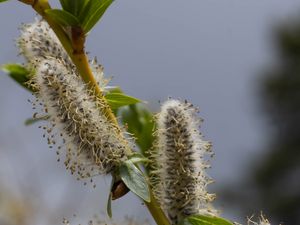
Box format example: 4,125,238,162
18,1,170,225
145,191,170,225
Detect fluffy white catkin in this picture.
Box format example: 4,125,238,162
31,58,130,178
154,99,216,224
18,19,130,179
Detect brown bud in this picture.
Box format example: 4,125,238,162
111,180,130,200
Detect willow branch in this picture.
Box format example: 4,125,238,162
18,1,170,224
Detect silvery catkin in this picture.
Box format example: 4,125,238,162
18,20,130,180
154,99,216,224
33,58,130,177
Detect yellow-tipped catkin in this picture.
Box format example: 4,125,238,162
31,58,129,178
153,99,217,224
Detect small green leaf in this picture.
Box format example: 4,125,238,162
1,64,32,91
107,192,112,218
128,152,150,164
106,86,122,94
105,92,141,110
78,0,93,22
25,115,50,126
82,0,114,33
181,215,234,225
119,161,150,202
0,0,9,3
45,9,80,27
59,0,72,11
70,0,83,17
76,0,91,18
60,0,90,18
106,176,114,218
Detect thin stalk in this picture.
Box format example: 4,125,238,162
146,191,170,225
19,1,170,225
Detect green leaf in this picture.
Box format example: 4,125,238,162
0,0,9,3
181,215,234,225
105,92,141,110
59,0,72,11
1,64,32,91
25,115,50,126
45,9,80,27
119,161,150,202
81,0,114,33
60,0,90,18
119,104,155,154
72,0,90,17
70,0,84,16
107,192,112,218
128,152,150,165
106,86,122,94
77,0,92,18
78,0,93,22
106,177,114,218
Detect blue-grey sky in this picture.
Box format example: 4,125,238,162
1,1,300,224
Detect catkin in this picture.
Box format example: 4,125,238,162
153,99,216,224
18,19,130,179
32,58,129,177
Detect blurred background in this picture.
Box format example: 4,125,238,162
1,1,300,224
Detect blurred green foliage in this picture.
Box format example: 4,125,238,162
119,104,155,155
220,16,300,225
1,64,32,90
252,18,300,224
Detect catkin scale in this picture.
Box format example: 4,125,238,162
153,100,216,224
